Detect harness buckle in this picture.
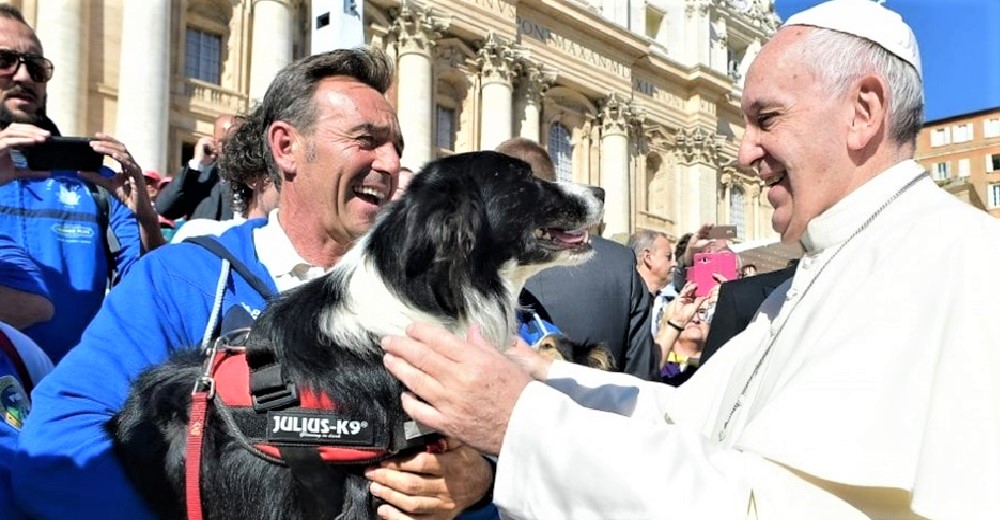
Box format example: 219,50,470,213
193,376,216,400
251,383,299,412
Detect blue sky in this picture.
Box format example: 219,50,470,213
774,0,1000,122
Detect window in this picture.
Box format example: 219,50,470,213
989,183,1000,208
958,158,971,177
185,28,222,84
435,105,455,151
984,118,1000,139
932,162,950,181
952,123,973,143
930,127,950,147
729,185,745,239
987,152,1000,173
548,123,573,182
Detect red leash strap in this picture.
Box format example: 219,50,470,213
186,390,209,520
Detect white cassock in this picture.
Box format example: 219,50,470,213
494,160,1000,520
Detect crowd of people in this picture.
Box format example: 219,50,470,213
1,0,998,518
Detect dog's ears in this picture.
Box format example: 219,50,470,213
401,188,487,315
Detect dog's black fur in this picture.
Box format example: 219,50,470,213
108,151,604,520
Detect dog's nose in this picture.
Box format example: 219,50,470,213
589,186,605,203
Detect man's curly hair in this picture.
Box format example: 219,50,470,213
218,111,269,213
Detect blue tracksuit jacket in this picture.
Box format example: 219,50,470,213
13,220,522,519
0,174,141,362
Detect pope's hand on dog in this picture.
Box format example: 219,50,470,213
382,323,532,456
366,437,493,520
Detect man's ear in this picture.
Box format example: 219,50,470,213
268,121,298,177
848,74,888,151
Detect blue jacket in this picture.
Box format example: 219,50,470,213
13,220,506,519
0,174,141,362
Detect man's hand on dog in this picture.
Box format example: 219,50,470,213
381,323,534,456
366,438,493,519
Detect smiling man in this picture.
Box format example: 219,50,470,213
13,47,494,520
380,0,1000,518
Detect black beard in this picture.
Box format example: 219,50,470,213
0,102,60,136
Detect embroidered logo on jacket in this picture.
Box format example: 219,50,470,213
1,375,31,430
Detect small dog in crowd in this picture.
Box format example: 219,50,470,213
107,151,605,520
534,334,615,371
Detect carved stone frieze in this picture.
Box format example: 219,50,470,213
600,93,641,137
673,127,728,165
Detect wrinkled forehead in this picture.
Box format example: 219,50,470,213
741,29,822,114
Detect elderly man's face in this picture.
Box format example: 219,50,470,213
737,28,854,243
0,18,46,124
288,77,402,243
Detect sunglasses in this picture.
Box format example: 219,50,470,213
0,49,54,83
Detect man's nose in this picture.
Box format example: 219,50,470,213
737,128,762,170
374,142,401,174
11,60,33,82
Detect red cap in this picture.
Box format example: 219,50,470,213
142,170,162,184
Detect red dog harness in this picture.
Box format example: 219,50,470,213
185,333,441,520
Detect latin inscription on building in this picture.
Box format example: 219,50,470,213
516,16,628,78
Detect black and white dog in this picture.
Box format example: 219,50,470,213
108,151,604,520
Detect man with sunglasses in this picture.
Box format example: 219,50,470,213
0,5,157,363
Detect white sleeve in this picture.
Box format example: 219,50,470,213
494,381,752,520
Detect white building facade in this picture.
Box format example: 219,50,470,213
19,0,780,242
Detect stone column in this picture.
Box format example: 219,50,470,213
391,1,450,169
249,0,294,101
115,0,170,173
477,33,515,151
35,0,87,135
513,63,554,142
599,93,634,238
747,182,762,240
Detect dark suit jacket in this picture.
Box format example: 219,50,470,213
701,264,796,364
521,235,659,380
155,164,233,221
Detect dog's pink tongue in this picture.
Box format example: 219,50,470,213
552,229,588,245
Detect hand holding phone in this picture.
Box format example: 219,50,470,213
689,251,739,298
11,136,105,173
707,225,737,241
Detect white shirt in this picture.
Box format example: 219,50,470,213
495,160,1000,520
252,209,330,292
169,216,247,244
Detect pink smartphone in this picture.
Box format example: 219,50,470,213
690,251,739,297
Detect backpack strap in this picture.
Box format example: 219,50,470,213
0,328,34,394
184,235,276,300
84,181,122,286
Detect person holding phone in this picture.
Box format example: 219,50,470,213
0,5,156,362
154,114,238,222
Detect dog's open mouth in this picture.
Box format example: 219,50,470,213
535,227,591,251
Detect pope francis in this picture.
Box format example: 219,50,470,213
380,0,1000,519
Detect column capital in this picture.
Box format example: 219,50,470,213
477,32,519,86
600,93,641,137
390,0,452,57
515,59,557,105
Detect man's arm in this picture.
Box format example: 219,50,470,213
155,136,217,219
0,237,53,329
107,196,143,281
11,254,206,520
